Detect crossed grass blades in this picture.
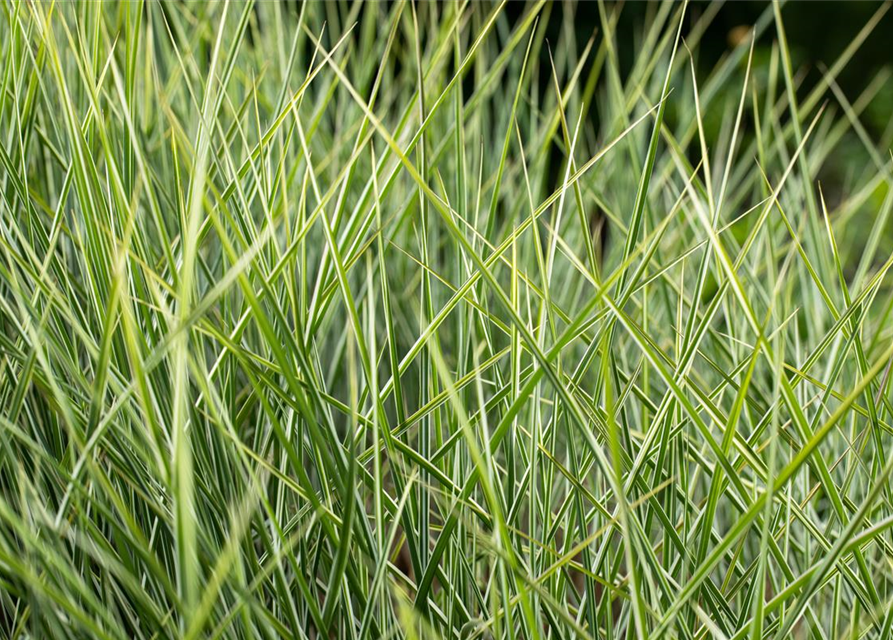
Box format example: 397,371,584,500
2,0,893,638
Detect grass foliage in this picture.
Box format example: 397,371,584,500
3,0,893,638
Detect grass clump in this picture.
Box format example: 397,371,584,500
3,1,893,638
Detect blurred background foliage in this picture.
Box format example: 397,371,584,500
501,0,893,277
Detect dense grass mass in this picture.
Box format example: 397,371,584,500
4,0,893,637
